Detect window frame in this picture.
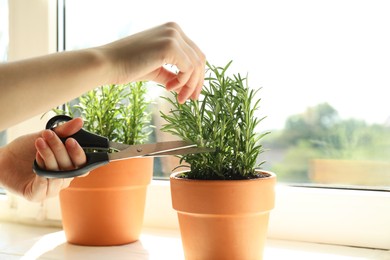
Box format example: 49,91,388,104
0,0,388,251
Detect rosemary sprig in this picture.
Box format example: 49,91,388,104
160,61,269,180
53,82,153,145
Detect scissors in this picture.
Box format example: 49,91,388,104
33,115,211,178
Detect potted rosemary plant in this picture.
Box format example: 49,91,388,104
55,82,154,246
160,61,276,260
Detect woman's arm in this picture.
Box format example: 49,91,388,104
0,22,205,131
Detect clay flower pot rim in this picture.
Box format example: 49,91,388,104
170,170,275,183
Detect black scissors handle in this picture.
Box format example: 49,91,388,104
33,153,109,178
45,115,109,149
33,115,111,178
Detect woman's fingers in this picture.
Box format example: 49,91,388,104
35,136,60,171
65,138,87,168
164,24,205,103
35,118,86,172
54,117,83,138
41,130,74,170
35,151,46,169
107,22,206,103
174,24,205,102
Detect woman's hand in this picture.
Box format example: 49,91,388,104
99,22,206,103
0,118,86,202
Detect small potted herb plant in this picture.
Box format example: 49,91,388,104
55,82,154,246
160,61,276,260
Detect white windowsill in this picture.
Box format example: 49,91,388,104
0,181,389,251
0,222,388,260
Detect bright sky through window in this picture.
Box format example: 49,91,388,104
65,0,390,130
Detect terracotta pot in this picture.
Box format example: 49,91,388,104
59,157,153,246
170,170,276,260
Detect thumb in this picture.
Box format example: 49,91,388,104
53,117,84,138
152,67,179,87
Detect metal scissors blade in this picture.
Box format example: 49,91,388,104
108,140,197,161
33,115,213,179
147,146,214,156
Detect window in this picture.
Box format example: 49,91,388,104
0,0,7,62
0,0,8,147
1,1,387,250
62,0,390,189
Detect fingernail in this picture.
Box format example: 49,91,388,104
178,97,185,104
67,138,77,148
42,130,54,139
166,84,178,91
36,138,47,148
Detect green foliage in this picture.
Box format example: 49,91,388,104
271,141,323,182
53,82,153,145
282,103,339,146
267,103,390,183
160,61,269,180
314,119,370,159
